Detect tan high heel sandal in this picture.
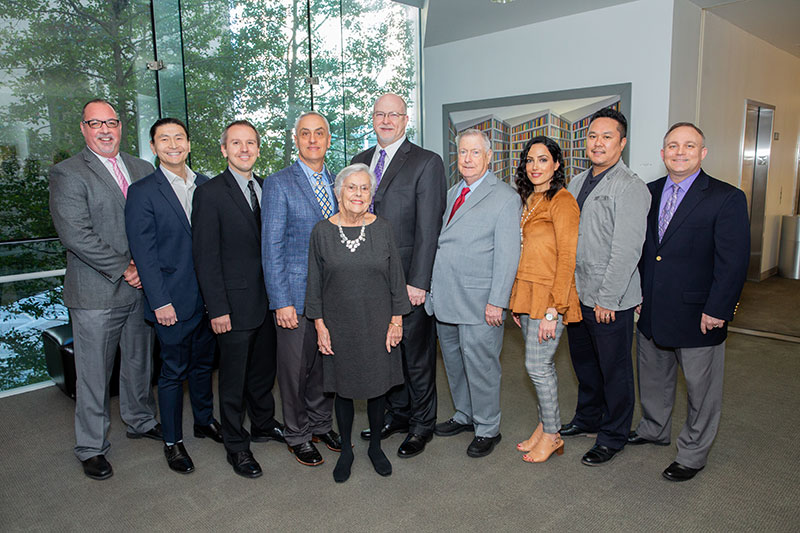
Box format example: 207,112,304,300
516,422,543,452
522,434,564,463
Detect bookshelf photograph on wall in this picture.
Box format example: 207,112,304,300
446,95,622,186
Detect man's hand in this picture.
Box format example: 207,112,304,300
594,304,615,324
123,260,142,289
700,313,725,334
315,319,334,355
276,306,299,329
155,304,177,327
407,285,426,307
485,304,504,327
386,315,403,353
210,314,232,334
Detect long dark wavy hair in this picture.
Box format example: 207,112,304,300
514,135,566,204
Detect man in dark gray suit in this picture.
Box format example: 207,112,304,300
49,99,161,481
351,93,446,458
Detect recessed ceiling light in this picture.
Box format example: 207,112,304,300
491,0,515,4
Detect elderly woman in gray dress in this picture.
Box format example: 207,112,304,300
305,163,411,483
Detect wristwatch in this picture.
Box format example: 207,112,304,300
545,312,556,321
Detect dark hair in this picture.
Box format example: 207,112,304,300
221,119,261,146
663,121,705,145
149,117,189,142
514,135,566,203
82,98,116,120
590,107,628,139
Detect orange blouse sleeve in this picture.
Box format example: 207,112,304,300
547,191,580,314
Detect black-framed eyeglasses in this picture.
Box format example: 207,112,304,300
82,119,120,129
372,112,406,121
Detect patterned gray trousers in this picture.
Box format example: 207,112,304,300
520,314,565,434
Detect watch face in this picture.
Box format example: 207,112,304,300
545,313,555,321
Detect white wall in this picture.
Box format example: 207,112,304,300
667,0,702,125
422,0,675,182
697,11,800,274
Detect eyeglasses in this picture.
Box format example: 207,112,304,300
82,119,120,129
344,184,371,194
372,112,406,121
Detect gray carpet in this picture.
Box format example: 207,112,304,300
735,277,800,337
1,328,799,531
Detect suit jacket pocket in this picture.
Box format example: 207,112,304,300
682,290,709,304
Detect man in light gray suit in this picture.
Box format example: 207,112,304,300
49,99,161,481
426,129,521,458
560,108,650,467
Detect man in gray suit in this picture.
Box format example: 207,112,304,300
426,129,521,458
561,108,650,466
50,99,161,481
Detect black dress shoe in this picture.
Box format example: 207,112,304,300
193,420,224,443
360,420,409,441
581,444,621,466
662,461,703,482
226,450,262,478
81,455,113,480
251,422,286,443
313,430,342,452
126,422,163,441
560,423,594,437
164,442,195,474
467,434,502,457
289,441,324,466
628,431,670,446
434,418,474,437
397,433,433,458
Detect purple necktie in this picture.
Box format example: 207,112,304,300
369,149,386,213
658,183,680,242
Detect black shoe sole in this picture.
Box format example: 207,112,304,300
83,469,113,480
167,462,195,474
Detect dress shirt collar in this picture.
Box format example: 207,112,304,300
161,164,196,187
458,170,489,197
666,169,701,194
372,135,406,168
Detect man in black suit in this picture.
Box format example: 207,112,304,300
192,120,284,479
629,122,749,482
351,93,446,458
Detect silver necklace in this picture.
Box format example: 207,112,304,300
337,217,367,252
520,193,544,250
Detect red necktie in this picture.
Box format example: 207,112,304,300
447,186,470,224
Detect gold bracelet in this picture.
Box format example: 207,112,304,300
390,322,402,328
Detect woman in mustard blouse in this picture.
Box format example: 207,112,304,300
510,135,581,463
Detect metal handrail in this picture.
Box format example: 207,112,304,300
0,269,66,284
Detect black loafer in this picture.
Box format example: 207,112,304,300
434,418,473,437
226,450,262,478
251,422,286,443
560,423,594,437
164,442,195,474
628,431,670,446
193,420,224,443
662,461,703,482
289,441,324,466
313,430,342,452
360,420,409,441
397,433,433,458
81,455,113,480
126,422,163,441
581,444,621,466
467,434,502,458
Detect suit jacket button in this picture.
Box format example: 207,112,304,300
655,255,662,261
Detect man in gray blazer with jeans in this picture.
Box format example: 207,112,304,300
561,108,650,466
49,99,161,481
426,129,521,458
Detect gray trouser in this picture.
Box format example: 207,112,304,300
520,315,564,434
635,331,725,469
437,320,504,438
71,299,157,461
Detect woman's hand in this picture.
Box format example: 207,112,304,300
315,319,334,355
512,313,522,328
538,308,558,344
386,315,403,353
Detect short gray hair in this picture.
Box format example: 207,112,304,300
334,163,377,197
456,128,491,153
293,111,330,135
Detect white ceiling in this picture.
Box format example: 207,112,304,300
422,0,800,59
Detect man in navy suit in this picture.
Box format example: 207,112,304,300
629,122,749,482
125,118,221,474
262,111,340,467
192,120,284,479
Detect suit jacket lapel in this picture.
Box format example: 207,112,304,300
659,171,709,247
82,147,126,208
223,170,260,236
155,168,192,236
445,173,495,229
374,140,410,203
648,177,665,245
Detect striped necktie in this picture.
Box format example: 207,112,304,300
658,183,680,242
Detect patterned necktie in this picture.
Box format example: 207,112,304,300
658,183,680,242
109,156,128,198
369,149,387,213
247,180,261,232
313,172,333,218
447,186,470,224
